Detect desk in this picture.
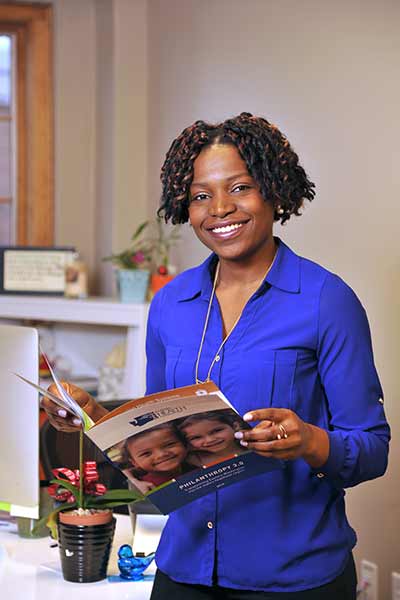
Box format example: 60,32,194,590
0,515,155,599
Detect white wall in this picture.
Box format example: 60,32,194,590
148,1,400,597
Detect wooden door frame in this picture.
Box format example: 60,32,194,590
0,3,53,245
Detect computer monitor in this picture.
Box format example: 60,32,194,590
0,324,39,518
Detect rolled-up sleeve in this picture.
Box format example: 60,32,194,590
145,287,167,395
316,272,390,488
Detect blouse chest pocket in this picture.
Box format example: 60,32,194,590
228,349,299,416
165,346,197,389
269,349,298,410
164,345,301,417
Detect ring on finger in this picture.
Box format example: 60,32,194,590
277,424,289,440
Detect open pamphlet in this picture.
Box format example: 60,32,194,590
17,364,283,514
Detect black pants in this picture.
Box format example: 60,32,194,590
150,555,357,600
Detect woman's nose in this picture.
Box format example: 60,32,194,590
208,191,236,218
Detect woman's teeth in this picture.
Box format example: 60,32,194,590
212,223,243,234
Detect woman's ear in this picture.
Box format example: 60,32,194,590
232,421,241,432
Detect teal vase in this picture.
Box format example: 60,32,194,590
117,269,150,303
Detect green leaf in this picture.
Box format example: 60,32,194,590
88,489,144,502
131,221,149,242
32,501,78,538
86,499,140,509
49,478,78,498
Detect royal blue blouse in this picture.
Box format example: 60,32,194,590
145,238,390,592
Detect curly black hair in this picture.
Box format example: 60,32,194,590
158,112,315,225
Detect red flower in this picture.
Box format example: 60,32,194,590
48,462,107,503
132,251,145,264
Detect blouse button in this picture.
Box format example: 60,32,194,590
207,521,214,529
316,473,325,479
378,397,384,404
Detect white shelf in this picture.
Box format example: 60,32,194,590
0,295,149,326
0,295,149,398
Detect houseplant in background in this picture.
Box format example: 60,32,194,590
148,217,181,296
103,221,153,303
103,218,181,302
34,428,143,583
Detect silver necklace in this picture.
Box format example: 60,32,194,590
195,252,277,384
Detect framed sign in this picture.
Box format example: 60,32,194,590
0,247,75,295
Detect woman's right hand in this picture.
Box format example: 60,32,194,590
41,381,109,432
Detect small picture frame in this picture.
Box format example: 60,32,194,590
0,246,75,296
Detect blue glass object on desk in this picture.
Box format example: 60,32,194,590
117,544,155,581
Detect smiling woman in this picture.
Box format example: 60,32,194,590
145,113,389,599
41,113,390,600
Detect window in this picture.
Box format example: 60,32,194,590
0,3,53,246
0,34,12,243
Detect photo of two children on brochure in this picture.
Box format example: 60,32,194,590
105,408,249,495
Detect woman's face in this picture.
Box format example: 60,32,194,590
182,419,237,454
127,428,187,473
188,144,275,264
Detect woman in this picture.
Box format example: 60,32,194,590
43,113,390,599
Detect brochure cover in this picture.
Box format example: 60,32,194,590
17,369,283,514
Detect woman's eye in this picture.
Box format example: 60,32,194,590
232,184,250,193
191,193,209,202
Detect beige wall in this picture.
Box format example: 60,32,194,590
148,0,400,597
41,0,148,294
52,0,97,277
94,0,148,294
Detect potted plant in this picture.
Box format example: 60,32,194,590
103,221,153,303
149,217,181,296
34,428,143,583
103,219,181,301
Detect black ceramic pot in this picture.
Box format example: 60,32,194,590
57,517,116,583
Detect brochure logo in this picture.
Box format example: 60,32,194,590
129,405,187,427
130,413,157,427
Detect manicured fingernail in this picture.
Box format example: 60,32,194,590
240,440,248,447
57,409,67,418
234,431,243,439
243,413,253,421
72,418,81,426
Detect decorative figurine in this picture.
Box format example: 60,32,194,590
117,544,155,581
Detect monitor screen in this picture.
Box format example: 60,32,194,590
0,324,39,518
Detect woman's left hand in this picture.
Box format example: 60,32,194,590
235,408,329,468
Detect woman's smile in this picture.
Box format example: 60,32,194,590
207,219,249,239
